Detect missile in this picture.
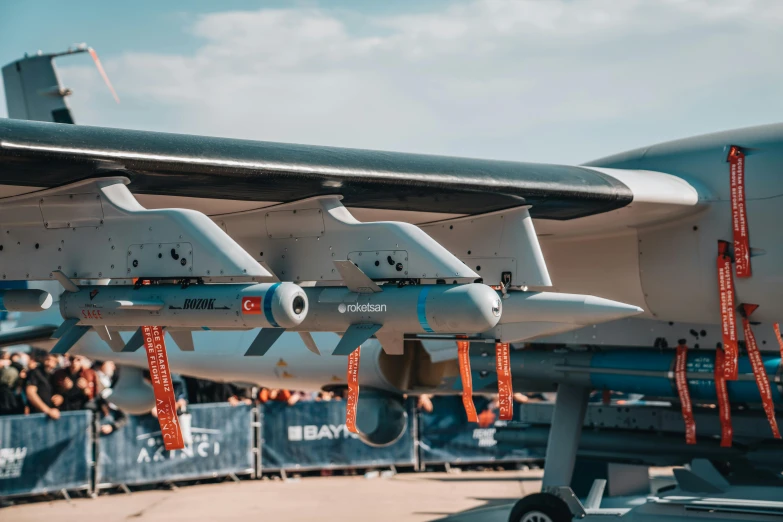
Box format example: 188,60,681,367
290,281,502,356
0,289,53,312
56,282,308,354
469,348,783,404
485,291,645,342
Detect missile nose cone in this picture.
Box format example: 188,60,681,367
267,282,309,328
580,296,644,325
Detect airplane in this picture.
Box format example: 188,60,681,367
2,47,783,521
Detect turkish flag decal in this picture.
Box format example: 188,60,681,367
242,296,262,315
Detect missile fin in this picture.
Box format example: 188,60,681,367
672,468,725,493
259,262,281,282
51,324,90,354
333,261,381,294
121,327,145,352
53,270,80,292
168,330,195,351
333,323,382,356
94,325,125,352
375,331,404,355
298,332,320,355
52,318,79,339
245,328,286,356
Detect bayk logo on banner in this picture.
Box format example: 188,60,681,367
242,297,262,315
287,424,358,441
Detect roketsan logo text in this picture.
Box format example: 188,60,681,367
338,303,387,313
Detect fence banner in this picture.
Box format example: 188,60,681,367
261,400,416,471
96,403,254,487
0,410,92,497
419,396,535,464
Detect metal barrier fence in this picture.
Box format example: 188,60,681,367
96,403,255,489
261,400,417,472
417,396,541,465
0,410,92,498
0,397,533,498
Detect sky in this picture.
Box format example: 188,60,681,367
1,0,782,165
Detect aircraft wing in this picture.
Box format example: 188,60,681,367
0,118,638,220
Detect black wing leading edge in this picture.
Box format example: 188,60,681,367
0,119,632,220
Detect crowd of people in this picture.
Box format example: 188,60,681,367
0,347,539,437
0,348,358,432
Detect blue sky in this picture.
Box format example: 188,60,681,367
1,0,782,164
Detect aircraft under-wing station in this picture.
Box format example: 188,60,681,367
2,48,783,521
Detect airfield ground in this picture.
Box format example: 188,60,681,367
3,468,675,522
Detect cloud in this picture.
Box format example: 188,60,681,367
57,0,783,163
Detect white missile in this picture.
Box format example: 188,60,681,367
54,282,308,354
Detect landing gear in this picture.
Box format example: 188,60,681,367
508,493,572,522
510,384,591,522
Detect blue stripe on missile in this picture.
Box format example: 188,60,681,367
417,286,434,333
264,283,281,328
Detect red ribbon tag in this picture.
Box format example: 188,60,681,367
345,346,361,434
495,342,513,421
674,343,696,445
740,305,781,439
717,241,739,380
774,323,783,359
457,341,478,422
728,146,751,278
142,326,184,451
713,349,733,447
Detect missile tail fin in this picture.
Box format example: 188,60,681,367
121,327,145,352
245,328,286,356
51,324,90,354
94,325,125,352
375,331,404,355
299,332,320,355
53,270,80,292
168,330,195,351
333,261,381,293
52,318,79,339
333,323,382,356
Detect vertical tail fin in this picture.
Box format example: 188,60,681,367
2,44,118,124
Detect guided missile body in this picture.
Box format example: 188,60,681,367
297,282,501,335
59,282,308,329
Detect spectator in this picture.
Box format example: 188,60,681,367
417,394,434,413
258,388,300,406
94,360,117,399
52,355,99,411
0,361,24,416
91,397,127,436
314,391,336,402
184,377,252,406
144,371,188,417
10,352,29,380
25,352,62,419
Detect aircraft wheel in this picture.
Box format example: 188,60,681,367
508,493,573,522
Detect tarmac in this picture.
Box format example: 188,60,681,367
2,469,543,522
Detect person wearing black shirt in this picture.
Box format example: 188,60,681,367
25,353,62,419
52,355,99,411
